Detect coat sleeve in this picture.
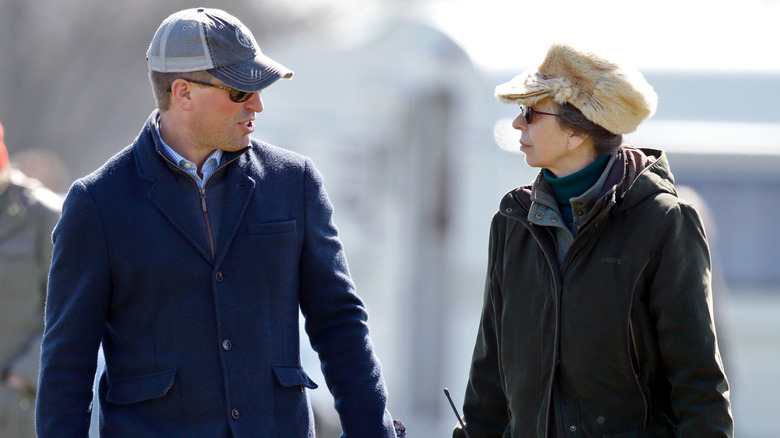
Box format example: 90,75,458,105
646,201,733,436
36,181,111,437
7,186,61,389
454,214,510,438
297,158,395,438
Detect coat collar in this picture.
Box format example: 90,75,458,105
134,111,250,183
132,111,257,265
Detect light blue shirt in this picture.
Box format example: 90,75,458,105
152,117,223,188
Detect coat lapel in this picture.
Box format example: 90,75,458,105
134,111,259,266
146,172,214,264
135,113,214,264
214,154,256,266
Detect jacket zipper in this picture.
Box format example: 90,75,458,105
157,151,244,262
199,187,216,260
510,192,560,437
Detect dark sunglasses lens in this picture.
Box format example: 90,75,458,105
230,90,253,103
524,107,534,124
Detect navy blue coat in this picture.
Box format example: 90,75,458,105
37,112,395,437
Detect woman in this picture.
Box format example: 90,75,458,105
454,44,732,437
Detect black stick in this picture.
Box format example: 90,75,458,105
443,388,472,438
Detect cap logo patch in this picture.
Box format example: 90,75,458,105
235,25,253,49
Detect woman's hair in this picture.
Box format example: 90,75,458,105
148,70,214,111
555,102,623,156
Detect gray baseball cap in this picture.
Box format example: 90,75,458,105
147,8,293,92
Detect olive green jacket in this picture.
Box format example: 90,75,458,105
455,146,732,437
0,169,61,438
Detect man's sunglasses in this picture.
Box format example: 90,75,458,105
521,105,559,124
168,79,259,103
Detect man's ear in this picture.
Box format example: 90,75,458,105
169,79,194,111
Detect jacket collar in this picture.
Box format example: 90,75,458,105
500,145,675,221
132,110,256,265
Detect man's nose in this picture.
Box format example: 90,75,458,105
245,92,263,113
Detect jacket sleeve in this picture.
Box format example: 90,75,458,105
6,186,61,389
36,181,110,437
297,158,395,438
646,201,733,436
454,214,509,438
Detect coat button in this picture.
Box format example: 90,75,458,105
216,272,224,282
222,339,232,351
535,212,543,219
569,425,577,432
231,408,240,420
551,216,559,223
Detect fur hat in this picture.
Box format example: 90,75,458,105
0,121,8,171
495,43,658,134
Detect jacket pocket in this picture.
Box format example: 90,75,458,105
272,364,318,390
247,220,297,235
105,369,177,405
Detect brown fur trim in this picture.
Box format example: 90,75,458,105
495,43,657,134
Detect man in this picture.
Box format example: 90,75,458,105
0,120,61,438
36,8,397,437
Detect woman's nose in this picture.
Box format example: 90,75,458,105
512,114,527,131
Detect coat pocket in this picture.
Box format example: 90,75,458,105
105,369,177,405
247,220,297,235
272,364,318,390
272,364,317,436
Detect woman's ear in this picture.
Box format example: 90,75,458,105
169,79,194,111
567,131,588,150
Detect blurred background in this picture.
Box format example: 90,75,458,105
1,0,778,436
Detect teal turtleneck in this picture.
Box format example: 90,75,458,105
542,154,611,227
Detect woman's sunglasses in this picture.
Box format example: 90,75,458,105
168,79,259,103
521,105,560,124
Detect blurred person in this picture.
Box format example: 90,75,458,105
453,43,732,437
36,8,397,438
11,148,71,195
0,120,62,438
675,185,733,375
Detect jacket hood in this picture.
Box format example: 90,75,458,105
617,146,676,212
500,145,676,217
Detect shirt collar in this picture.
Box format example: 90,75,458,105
151,113,223,171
